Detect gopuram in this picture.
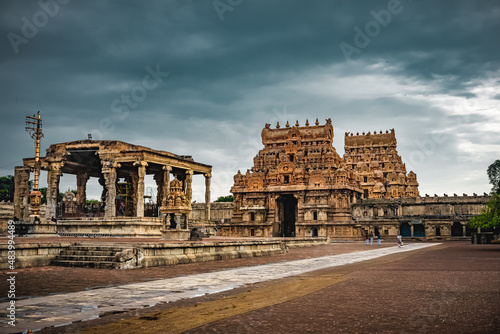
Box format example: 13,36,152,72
14,140,212,239
222,118,423,238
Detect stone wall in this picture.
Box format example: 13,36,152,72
0,238,328,269
217,194,488,239
56,217,163,237
192,202,233,222
0,201,14,235
351,194,488,239
0,203,46,236
0,242,72,269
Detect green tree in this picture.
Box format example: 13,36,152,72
0,175,15,202
487,159,500,194
39,187,47,204
216,195,233,202
468,160,500,229
468,194,500,229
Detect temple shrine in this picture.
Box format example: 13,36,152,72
221,118,420,238
13,140,212,239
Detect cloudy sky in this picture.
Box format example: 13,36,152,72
1,0,499,202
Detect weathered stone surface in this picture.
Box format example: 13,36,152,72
217,119,485,240
189,228,203,241
14,140,212,227
344,129,419,198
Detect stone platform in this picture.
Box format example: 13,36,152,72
0,236,329,269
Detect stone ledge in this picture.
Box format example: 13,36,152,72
0,242,73,269
0,239,329,269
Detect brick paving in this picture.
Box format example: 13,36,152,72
186,242,500,334
0,242,431,333
1,241,498,334
0,240,384,298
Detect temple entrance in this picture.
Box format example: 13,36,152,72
413,224,425,237
278,195,297,237
400,222,411,237
451,222,463,236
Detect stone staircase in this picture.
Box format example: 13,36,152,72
52,244,143,269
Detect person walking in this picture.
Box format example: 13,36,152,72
370,232,374,245
397,234,402,247
365,233,369,245
377,234,381,246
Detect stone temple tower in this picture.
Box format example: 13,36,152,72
227,118,364,238
343,129,419,199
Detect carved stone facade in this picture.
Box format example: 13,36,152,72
344,129,419,199
225,119,364,238
14,140,212,238
351,194,489,239
221,119,426,239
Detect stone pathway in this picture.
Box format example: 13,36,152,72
0,243,438,333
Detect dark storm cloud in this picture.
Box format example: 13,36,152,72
1,0,499,199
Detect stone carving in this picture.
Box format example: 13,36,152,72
228,119,363,238
166,178,189,209
344,129,419,199
189,227,203,241
224,119,421,239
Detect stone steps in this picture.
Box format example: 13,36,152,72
52,244,138,269
54,259,119,269
56,255,117,262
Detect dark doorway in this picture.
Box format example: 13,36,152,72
435,226,441,237
413,224,425,237
451,222,463,236
169,214,176,229
400,222,411,237
312,227,318,237
374,227,379,236
278,195,297,237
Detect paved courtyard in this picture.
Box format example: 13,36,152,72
1,241,499,333
1,243,434,333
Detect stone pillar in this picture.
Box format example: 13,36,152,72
410,224,414,237
205,172,211,221
76,171,90,209
185,170,193,204
462,224,466,237
153,172,163,211
134,161,148,218
162,165,172,207
14,166,31,220
175,214,181,230
164,213,171,229
45,162,62,220
102,162,119,219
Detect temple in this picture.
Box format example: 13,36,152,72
13,140,212,239
344,129,419,199
227,118,362,238
221,118,422,238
